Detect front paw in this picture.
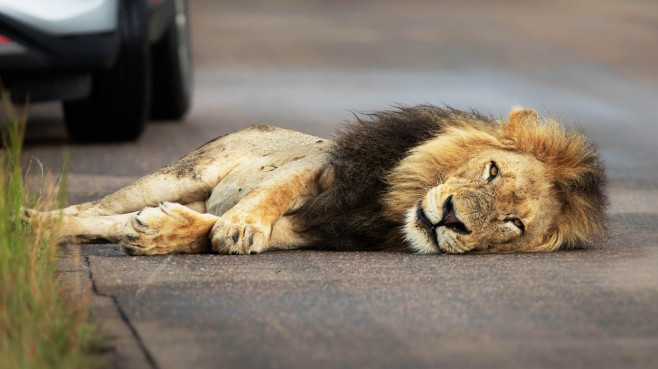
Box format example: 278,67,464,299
210,217,270,255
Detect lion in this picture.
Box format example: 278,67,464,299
35,105,607,255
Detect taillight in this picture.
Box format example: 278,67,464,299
0,35,12,44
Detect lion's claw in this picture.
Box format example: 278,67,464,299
210,220,269,254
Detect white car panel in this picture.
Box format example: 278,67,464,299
0,0,118,36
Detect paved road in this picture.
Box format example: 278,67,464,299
25,0,658,368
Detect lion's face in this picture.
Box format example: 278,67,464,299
403,149,560,253
383,107,606,253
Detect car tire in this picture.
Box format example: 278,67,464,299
150,0,192,120
63,0,150,142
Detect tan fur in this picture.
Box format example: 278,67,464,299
386,107,605,253
33,107,605,255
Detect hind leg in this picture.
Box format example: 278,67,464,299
47,202,217,255
53,212,134,245
29,135,244,239
62,164,228,218
121,202,218,255
30,200,208,246
60,125,317,218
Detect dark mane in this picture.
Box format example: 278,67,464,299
294,105,495,251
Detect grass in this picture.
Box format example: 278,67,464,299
0,95,98,369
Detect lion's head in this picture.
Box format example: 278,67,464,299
383,107,607,253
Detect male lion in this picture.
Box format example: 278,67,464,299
39,106,607,255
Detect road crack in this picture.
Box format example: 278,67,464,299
85,255,160,369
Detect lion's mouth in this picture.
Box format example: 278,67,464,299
416,205,440,248
415,195,472,250
416,205,435,232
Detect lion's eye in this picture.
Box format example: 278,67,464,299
506,218,525,232
487,161,499,182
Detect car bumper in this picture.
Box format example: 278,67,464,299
0,13,119,71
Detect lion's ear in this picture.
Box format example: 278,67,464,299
507,106,538,127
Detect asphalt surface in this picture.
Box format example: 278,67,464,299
23,0,658,368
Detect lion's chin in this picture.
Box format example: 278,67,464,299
403,206,476,254
403,207,441,254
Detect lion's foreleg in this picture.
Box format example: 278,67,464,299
210,160,326,254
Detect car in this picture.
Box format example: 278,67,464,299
0,0,192,141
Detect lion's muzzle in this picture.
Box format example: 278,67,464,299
417,194,471,236
439,195,471,235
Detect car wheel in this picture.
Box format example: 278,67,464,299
150,0,192,120
63,0,150,142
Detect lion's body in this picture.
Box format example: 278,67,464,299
43,106,607,255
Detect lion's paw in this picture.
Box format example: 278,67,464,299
121,202,217,256
210,216,270,255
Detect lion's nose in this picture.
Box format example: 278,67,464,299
439,195,472,235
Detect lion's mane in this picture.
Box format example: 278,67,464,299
295,105,607,252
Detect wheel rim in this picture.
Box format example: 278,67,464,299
174,0,192,101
